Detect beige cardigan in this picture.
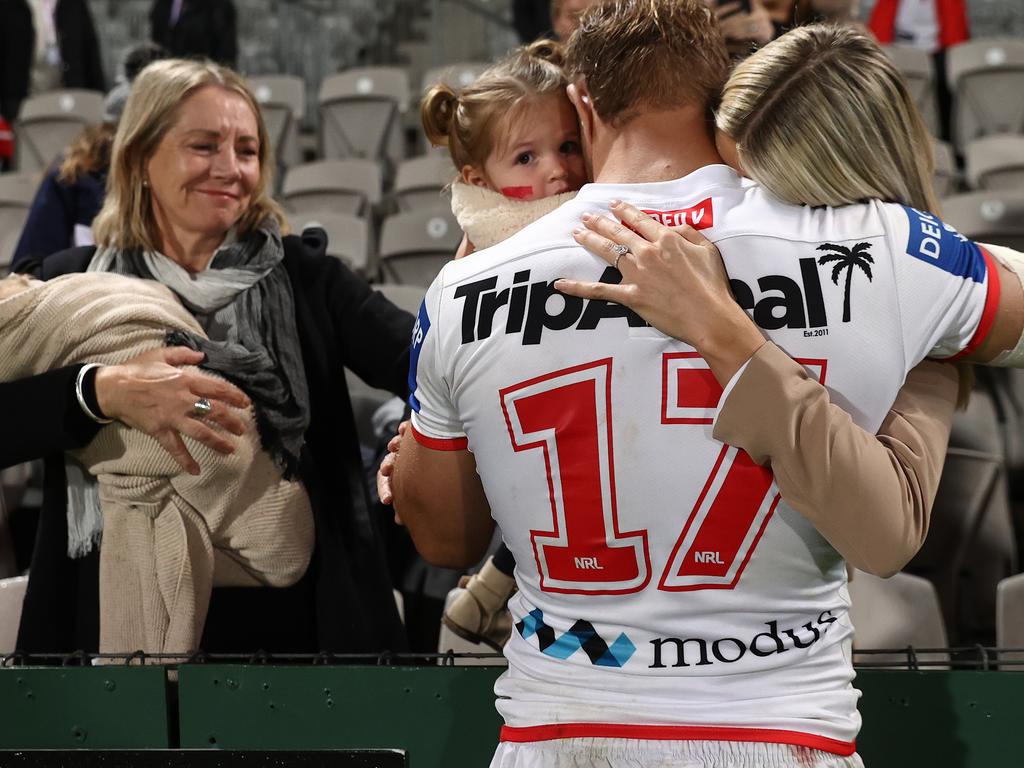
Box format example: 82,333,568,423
0,273,313,654
715,344,958,577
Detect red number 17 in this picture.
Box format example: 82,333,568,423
499,354,826,595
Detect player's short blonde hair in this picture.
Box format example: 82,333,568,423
93,58,287,250
564,0,730,126
716,23,940,213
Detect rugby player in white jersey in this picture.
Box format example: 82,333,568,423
391,2,1017,766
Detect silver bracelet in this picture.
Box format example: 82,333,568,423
75,364,114,425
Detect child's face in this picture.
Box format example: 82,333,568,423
470,94,587,201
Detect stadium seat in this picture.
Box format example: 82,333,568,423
378,205,461,285
947,38,1024,151
377,283,428,314
932,138,958,198
964,134,1024,192
437,586,509,666
347,379,396,450
318,67,410,167
0,173,36,269
392,152,455,211
881,45,939,137
420,62,490,94
0,576,28,653
848,570,949,668
0,230,22,276
249,75,306,170
293,213,371,275
282,159,382,217
13,89,104,173
940,191,1024,250
996,572,1024,666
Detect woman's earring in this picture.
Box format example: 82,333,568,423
142,179,150,188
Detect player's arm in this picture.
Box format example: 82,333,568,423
391,430,495,569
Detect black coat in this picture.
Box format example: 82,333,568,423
10,229,415,655
150,0,238,68
0,0,105,121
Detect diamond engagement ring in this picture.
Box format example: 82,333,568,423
192,398,213,418
611,243,630,271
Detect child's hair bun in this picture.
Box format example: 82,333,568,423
525,39,566,68
421,83,459,147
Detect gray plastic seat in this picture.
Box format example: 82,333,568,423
249,75,306,170
947,38,1024,151
964,134,1024,192
0,173,36,263
282,159,382,217
292,212,371,276
0,576,28,653
849,570,949,668
378,205,461,285
997,573,1024,667
14,89,104,173
932,138,958,198
318,67,410,167
882,45,938,136
377,283,427,314
421,62,490,93
940,191,1024,250
393,152,455,211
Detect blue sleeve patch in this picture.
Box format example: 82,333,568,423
902,205,986,283
407,300,431,412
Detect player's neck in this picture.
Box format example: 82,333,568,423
590,107,723,184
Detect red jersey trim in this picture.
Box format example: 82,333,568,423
499,723,856,756
410,424,468,451
947,246,1001,362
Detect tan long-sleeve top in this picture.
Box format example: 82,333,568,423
713,342,959,578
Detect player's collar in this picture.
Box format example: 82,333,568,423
574,164,741,205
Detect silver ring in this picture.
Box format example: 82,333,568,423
192,398,213,418
611,243,630,271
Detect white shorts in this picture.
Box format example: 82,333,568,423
489,739,866,768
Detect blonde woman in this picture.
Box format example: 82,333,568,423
556,23,1024,583
12,58,413,657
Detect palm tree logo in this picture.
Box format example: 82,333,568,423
817,243,874,322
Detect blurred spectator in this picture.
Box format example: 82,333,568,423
513,0,552,43
0,0,105,171
866,0,969,139
551,0,596,39
150,0,238,68
11,43,168,273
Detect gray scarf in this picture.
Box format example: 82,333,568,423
65,220,310,558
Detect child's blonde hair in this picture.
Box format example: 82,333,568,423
421,40,571,172
716,23,940,215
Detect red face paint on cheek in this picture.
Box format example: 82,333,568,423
501,186,534,200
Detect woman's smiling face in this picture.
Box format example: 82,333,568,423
145,84,261,248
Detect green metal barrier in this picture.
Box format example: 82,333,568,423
857,670,1024,766
0,666,170,749
177,664,503,767
4,663,1024,766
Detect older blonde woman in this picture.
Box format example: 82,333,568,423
12,58,413,656
557,23,1024,585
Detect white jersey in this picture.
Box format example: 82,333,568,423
409,165,999,755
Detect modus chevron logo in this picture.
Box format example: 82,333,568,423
515,609,636,667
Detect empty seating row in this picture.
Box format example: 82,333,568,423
884,37,1024,150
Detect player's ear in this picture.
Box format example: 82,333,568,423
462,164,489,189
567,82,594,148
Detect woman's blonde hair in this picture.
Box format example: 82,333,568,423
421,39,571,172
716,23,940,214
717,24,976,404
92,58,287,250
